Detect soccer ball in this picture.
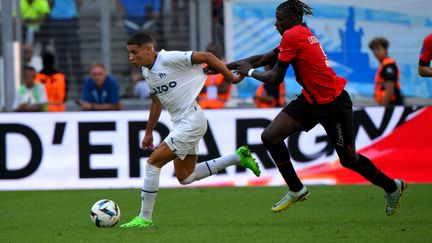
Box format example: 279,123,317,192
90,199,121,227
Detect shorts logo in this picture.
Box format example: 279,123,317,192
159,73,167,79
336,123,344,147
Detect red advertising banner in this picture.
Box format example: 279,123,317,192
298,107,432,184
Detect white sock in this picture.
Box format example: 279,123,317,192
181,153,240,184
139,163,161,221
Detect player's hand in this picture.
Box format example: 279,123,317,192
231,73,245,84
141,134,155,151
203,65,218,75
236,61,253,76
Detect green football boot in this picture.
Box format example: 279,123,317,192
120,216,153,228
236,146,261,177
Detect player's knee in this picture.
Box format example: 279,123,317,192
339,153,359,169
179,171,195,185
261,130,275,146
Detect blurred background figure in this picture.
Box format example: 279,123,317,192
115,0,161,37
35,52,66,112
78,64,121,111
198,43,231,109
369,37,404,106
20,0,50,45
23,44,43,72
123,67,150,100
253,64,285,108
419,33,432,78
48,0,84,87
12,66,47,112
212,0,224,56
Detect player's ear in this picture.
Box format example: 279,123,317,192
146,42,155,51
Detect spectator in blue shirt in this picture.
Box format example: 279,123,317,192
78,64,122,111
115,0,161,36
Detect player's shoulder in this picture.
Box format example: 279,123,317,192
282,24,309,41
160,49,190,58
425,34,432,44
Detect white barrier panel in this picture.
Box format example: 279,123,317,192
0,106,427,190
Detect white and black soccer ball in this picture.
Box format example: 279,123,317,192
90,199,121,228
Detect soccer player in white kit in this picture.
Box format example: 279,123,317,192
121,31,261,228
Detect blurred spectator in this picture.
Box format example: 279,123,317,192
35,52,66,111
20,0,50,45
212,0,224,56
23,44,43,72
254,64,285,108
78,64,121,111
369,37,403,106
419,33,432,77
115,0,161,36
254,83,285,108
48,0,83,85
170,0,187,28
13,66,47,112
198,43,231,109
123,68,150,99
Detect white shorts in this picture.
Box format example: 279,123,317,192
164,106,207,160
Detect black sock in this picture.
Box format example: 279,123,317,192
355,154,396,193
264,141,303,192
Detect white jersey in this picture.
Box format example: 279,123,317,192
141,50,207,121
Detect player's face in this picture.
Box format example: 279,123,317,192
127,43,155,68
275,10,294,35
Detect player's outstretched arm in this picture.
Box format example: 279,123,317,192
236,60,289,85
193,51,244,83
204,49,278,75
142,94,163,150
226,49,279,70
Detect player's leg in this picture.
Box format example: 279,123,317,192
174,147,260,185
121,142,177,228
262,107,311,212
320,90,406,216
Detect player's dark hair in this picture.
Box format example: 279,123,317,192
277,0,313,19
368,37,389,50
127,31,154,46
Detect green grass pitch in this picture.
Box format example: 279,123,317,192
1,185,431,242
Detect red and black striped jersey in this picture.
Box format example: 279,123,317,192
278,24,346,104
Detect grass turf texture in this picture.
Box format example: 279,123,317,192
1,185,431,243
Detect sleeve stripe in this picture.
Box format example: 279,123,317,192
419,59,431,67
190,51,194,66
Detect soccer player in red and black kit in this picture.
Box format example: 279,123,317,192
232,0,406,215
419,33,432,77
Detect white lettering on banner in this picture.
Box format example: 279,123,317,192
0,106,424,190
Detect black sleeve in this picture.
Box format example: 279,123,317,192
379,64,398,82
419,59,431,67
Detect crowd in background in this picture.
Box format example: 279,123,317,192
11,0,432,112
